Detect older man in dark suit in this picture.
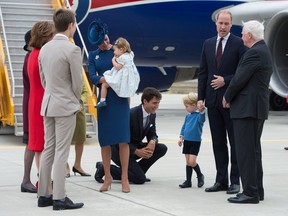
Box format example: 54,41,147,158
95,87,167,184
198,10,247,194
223,20,273,204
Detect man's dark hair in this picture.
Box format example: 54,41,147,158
53,8,75,33
141,87,162,104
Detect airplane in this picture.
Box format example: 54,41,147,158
69,0,288,110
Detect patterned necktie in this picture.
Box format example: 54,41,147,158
215,37,223,68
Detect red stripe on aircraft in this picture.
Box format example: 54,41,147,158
91,0,142,8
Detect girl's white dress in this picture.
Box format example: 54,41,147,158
104,51,140,97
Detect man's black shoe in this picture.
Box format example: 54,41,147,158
197,174,204,188
179,180,192,188
227,184,240,194
53,197,84,210
237,192,264,201
205,182,228,192
228,193,259,204
94,162,104,183
38,196,53,207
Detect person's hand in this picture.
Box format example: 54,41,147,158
178,139,183,147
197,100,204,112
222,97,230,108
99,77,106,84
146,140,156,152
211,75,225,90
135,147,153,159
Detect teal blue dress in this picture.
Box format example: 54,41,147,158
89,48,130,146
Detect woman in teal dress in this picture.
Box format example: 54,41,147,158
88,19,130,193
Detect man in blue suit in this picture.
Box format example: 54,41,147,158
197,10,247,194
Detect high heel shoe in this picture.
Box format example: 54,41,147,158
72,167,91,176
21,183,37,193
121,180,130,193
99,178,112,192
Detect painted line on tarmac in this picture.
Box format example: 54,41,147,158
1,139,288,149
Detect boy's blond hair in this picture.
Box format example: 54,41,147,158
183,92,198,105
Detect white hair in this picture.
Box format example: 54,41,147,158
242,20,265,41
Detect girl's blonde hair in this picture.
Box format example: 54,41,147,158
183,92,198,105
114,37,131,53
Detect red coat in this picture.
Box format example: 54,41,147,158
27,49,44,152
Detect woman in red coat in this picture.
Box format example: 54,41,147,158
27,21,54,173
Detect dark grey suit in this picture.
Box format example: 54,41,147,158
224,40,273,198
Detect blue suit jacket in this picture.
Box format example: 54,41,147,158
198,33,247,108
129,105,158,154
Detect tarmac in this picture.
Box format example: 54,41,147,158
0,93,288,216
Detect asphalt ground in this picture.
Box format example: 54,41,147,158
0,93,288,216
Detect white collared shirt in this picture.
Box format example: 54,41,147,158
142,105,150,127
216,32,230,53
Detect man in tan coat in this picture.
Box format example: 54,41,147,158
37,9,83,211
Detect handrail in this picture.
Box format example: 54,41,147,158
65,1,89,58
0,36,14,126
0,6,14,97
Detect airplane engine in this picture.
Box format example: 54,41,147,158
265,10,288,110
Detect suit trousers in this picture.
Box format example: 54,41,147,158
111,143,167,184
38,114,76,200
207,106,239,185
233,118,264,198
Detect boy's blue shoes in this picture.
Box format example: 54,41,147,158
95,101,107,108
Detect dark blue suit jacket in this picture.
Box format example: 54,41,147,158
129,105,158,154
198,33,247,108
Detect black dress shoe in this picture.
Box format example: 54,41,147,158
197,174,204,188
179,180,192,188
72,167,91,176
227,184,240,194
94,162,104,183
145,178,151,182
21,183,37,193
205,182,228,192
53,197,84,210
237,192,264,201
38,196,53,207
284,147,288,150
228,193,259,204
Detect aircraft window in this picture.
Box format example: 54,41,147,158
165,46,175,52
152,46,159,51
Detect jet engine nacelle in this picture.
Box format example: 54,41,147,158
265,10,288,110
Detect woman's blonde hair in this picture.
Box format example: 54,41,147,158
183,92,198,105
114,37,131,53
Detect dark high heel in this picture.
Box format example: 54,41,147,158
21,183,37,193
72,167,91,176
